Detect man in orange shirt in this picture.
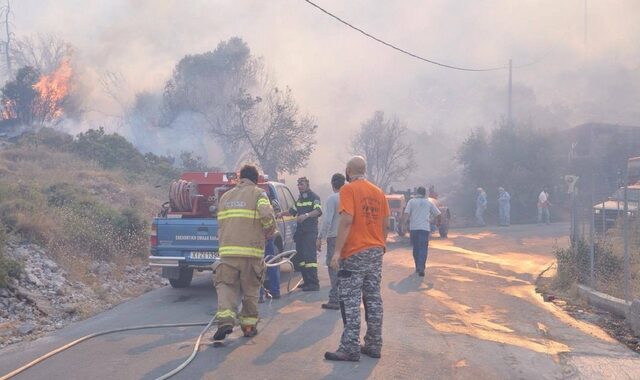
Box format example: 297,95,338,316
324,156,390,362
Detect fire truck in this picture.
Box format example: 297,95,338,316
148,172,298,288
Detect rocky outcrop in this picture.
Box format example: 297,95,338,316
0,239,166,348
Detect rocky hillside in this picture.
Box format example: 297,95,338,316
0,238,165,348
0,127,183,348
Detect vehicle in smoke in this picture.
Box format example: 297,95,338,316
385,188,451,238
385,194,408,237
593,157,640,233
593,185,639,232
149,172,297,288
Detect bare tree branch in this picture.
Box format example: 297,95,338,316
350,111,415,191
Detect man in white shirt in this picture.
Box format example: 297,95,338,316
317,173,346,310
537,187,551,224
402,186,441,277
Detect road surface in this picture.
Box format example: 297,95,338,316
1,223,639,379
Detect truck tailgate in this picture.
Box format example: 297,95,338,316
150,218,219,267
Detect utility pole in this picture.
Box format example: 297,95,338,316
507,59,512,127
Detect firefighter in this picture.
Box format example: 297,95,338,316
213,164,276,341
278,177,322,291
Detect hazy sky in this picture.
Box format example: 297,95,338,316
11,0,640,187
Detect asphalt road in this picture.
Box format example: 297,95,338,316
1,223,639,379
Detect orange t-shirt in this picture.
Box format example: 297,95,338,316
339,179,390,258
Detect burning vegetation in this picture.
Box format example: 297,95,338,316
1,59,74,126
32,59,72,122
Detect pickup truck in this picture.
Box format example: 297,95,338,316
593,184,640,233
149,172,298,288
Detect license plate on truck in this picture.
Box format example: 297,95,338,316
190,251,218,260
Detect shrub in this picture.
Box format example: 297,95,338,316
0,183,48,238
554,238,623,291
47,192,149,260
15,127,74,150
72,127,147,172
0,225,23,288
45,182,90,207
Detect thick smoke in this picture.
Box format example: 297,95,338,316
10,0,640,189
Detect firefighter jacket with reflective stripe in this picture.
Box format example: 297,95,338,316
218,179,275,258
289,190,322,233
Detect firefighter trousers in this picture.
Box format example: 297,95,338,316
214,256,265,328
295,231,319,287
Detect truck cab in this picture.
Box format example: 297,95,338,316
149,172,297,288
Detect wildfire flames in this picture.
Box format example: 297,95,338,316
33,59,72,122
1,59,73,123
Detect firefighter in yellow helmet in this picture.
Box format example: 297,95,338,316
213,164,276,340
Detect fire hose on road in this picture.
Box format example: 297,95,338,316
0,250,299,380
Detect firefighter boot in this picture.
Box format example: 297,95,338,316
298,267,310,290
241,324,258,337
302,267,320,291
212,325,233,341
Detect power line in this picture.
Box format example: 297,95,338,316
302,0,507,72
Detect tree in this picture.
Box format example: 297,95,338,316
1,65,39,124
0,0,14,80
10,34,73,75
160,37,261,169
457,127,490,189
223,87,317,179
350,111,415,192
456,122,561,223
179,151,220,172
158,37,317,177
100,70,130,113
161,37,258,125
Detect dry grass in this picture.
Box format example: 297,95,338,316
0,144,166,265
603,220,640,300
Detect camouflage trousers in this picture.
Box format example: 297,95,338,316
338,247,384,355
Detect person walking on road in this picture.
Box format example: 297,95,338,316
537,187,551,224
324,156,390,362
213,165,276,341
317,173,346,310
278,177,322,291
476,187,487,226
498,187,511,226
402,186,441,277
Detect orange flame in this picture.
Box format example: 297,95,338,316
33,59,72,122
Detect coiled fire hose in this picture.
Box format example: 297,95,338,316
169,180,196,212
0,250,299,380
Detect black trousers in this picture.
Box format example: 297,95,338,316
295,231,319,287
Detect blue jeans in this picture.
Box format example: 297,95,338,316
537,207,550,224
410,230,430,272
260,238,280,297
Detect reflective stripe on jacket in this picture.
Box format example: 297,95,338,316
218,179,275,258
291,190,322,233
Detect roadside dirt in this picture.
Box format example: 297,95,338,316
536,265,640,354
